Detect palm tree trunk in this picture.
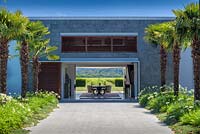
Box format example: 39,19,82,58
192,34,200,101
160,45,167,89
173,42,181,96
20,40,29,98
33,56,40,92
0,42,1,93
0,39,9,94
0,55,2,93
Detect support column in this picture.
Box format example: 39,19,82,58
134,63,138,99
61,63,76,99
126,62,140,99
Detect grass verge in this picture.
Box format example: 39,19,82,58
157,113,200,134
139,85,200,134
0,91,59,134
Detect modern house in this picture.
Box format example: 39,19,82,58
7,17,194,100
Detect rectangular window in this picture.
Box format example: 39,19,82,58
113,38,124,46
61,36,137,52
87,37,102,46
62,37,85,46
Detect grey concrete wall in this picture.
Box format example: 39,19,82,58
180,48,194,89
31,18,174,89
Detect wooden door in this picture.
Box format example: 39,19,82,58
38,62,61,95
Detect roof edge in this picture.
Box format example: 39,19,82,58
29,16,175,21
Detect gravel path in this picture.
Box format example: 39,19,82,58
27,102,173,134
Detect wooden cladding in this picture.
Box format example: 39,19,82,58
61,36,137,52
38,62,61,95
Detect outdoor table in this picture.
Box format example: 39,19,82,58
91,86,106,96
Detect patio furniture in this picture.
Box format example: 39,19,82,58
91,85,106,96
87,85,93,93
105,85,112,93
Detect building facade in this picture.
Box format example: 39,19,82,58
7,17,193,99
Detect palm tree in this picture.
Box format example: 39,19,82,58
144,23,169,88
0,9,26,94
162,21,184,96
16,19,33,98
29,21,59,92
173,3,200,100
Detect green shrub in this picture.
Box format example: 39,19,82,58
165,96,194,124
115,79,123,87
139,85,190,113
138,85,200,132
0,91,58,134
76,78,123,87
147,91,176,113
86,78,112,85
181,109,200,126
0,100,32,133
106,79,115,84
195,100,200,107
139,94,152,107
0,93,13,105
139,85,176,97
76,79,86,87
139,86,161,97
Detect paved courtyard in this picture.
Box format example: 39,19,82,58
27,102,173,134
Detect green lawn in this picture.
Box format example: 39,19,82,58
76,78,124,92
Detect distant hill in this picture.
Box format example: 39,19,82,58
76,67,124,78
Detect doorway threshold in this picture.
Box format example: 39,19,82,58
60,98,137,103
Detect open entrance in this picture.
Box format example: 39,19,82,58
37,58,140,101
61,59,140,101
75,67,125,100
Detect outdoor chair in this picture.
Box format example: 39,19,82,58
87,85,93,93
105,85,111,93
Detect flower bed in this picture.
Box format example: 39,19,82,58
139,85,200,134
0,91,59,134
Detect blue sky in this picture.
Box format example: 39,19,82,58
0,0,199,17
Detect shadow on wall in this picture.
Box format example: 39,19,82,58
7,41,21,95
180,48,194,90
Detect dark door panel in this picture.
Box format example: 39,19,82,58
38,62,61,95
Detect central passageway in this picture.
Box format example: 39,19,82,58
28,102,173,134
